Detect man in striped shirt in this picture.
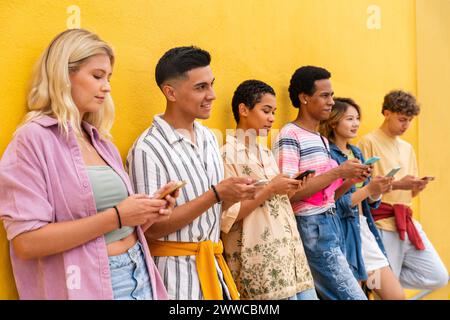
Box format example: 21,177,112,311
126,46,256,300
273,66,370,299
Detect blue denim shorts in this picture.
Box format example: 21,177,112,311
296,209,367,300
109,241,153,300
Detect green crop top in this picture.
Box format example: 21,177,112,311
86,166,135,245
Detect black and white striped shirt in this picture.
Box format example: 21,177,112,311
126,115,229,300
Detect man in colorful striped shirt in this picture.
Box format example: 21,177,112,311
273,66,370,299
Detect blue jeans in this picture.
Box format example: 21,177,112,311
287,288,319,300
296,209,367,300
109,241,153,300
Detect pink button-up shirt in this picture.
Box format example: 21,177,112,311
0,116,168,300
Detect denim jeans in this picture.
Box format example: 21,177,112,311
296,209,367,300
287,288,319,300
109,241,153,300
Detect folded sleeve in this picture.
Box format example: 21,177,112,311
0,135,53,240
272,134,301,177
127,146,169,197
220,158,242,233
221,202,241,234
357,138,374,160
410,147,419,177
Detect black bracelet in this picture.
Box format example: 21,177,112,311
113,205,122,229
211,185,222,203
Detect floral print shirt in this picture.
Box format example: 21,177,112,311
220,135,314,300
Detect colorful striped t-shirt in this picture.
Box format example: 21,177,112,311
272,122,341,216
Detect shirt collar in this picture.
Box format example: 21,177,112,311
153,114,186,145
329,142,362,159
376,127,400,142
225,133,271,154
31,115,100,140
31,115,58,127
226,134,246,152
330,142,344,155
153,114,206,146
81,121,100,140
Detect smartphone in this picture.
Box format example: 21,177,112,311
385,167,401,178
421,176,435,182
156,181,186,199
254,179,269,186
364,156,380,165
293,170,316,180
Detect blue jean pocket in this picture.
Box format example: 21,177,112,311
297,215,339,257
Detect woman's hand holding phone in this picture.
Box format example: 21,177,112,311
266,174,300,196
139,182,183,232
367,176,393,197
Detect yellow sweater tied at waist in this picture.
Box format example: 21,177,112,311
148,239,240,300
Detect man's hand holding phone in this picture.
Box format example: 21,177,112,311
393,174,430,191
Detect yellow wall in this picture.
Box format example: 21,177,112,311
0,0,446,299
415,0,450,293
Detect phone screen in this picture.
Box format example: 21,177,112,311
294,170,315,180
254,179,269,186
386,167,401,177
364,156,380,165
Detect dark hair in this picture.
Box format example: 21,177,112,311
231,80,275,123
155,46,211,87
288,66,331,108
382,90,420,116
319,97,361,143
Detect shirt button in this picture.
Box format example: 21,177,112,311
83,181,89,188
102,268,109,276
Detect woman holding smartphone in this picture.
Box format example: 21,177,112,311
0,29,178,299
319,97,405,299
220,80,317,300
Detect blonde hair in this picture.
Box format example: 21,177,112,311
319,97,361,143
21,29,115,139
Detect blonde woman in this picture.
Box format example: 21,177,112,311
0,29,177,299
